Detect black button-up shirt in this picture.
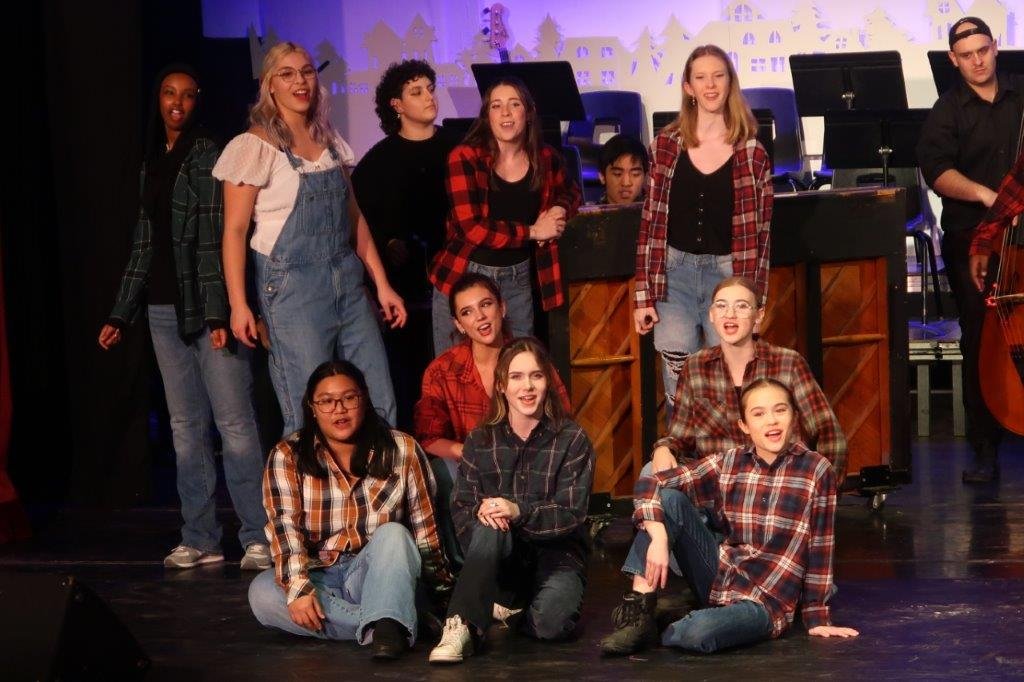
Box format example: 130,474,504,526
918,73,1024,233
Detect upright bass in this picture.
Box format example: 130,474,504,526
972,133,1024,436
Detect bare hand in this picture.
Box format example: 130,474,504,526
809,625,859,638
651,446,676,474
210,328,228,350
255,317,272,350
634,307,659,335
481,497,520,521
98,324,123,350
377,286,407,329
288,592,325,632
531,209,566,241
969,253,991,293
230,305,258,349
477,509,509,531
643,531,670,590
478,497,518,531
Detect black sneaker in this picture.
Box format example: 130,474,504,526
600,591,659,655
962,463,999,484
371,618,408,660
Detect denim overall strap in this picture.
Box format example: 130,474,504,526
270,144,349,265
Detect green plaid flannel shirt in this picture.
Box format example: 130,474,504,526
109,137,228,337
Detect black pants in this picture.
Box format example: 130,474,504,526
446,524,585,640
941,229,1004,463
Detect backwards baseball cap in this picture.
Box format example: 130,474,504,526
948,17,993,49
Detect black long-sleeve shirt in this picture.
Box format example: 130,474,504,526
351,128,457,299
917,73,1024,233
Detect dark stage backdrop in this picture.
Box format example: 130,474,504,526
0,0,257,509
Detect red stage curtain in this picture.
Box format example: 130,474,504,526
0,232,30,542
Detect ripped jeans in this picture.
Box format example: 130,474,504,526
653,248,732,420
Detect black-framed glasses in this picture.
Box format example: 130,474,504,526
311,393,362,413
711,300,755,318
274,66,317,84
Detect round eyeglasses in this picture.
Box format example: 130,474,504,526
711,300,755,318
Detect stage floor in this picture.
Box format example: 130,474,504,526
3,430,1023,679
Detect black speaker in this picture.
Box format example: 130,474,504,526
0,573,150,681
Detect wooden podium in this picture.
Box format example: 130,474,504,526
548,188,910,497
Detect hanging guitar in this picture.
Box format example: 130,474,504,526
481,3,511,63
976,119,1024,436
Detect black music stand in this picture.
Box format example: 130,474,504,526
824,108,943,321
790,51,908,116
823,109,929,179
471,61,585,147
927,49,1024,95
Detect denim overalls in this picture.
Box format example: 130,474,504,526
254,145,396,435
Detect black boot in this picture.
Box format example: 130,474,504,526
963,447,999,484
600,590,659,655
962,463,999,484
371,618,408,660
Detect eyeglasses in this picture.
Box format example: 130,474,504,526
712,300,755,318
274,66,317,84
311,393,362,413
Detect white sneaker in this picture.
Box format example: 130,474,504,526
163,545,224,569
492,602,523,628
429,615,474,664
240,543,272,571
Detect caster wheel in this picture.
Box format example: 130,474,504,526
870,492,887,510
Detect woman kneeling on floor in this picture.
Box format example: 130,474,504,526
601,378,858,655
248,360,452,660
429,337,595,663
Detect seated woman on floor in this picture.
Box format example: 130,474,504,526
651,276,847,480
414,272,570,568
428,337,595,664
248,360,451,661
601,378,859,655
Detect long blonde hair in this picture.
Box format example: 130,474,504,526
662,45,756,148
248,42,337,150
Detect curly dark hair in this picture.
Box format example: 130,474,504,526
374,59,437,135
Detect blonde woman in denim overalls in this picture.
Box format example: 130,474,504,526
218,42,406,436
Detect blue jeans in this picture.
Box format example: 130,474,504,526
622,487,772,653
652,248,732,415
431,259,534,356
248,522,421,644
147,305,267,551
447,523,585,640
255,251,396,435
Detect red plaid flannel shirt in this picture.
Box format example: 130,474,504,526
972,150,1024,256
414,338,572,449
635,133,773,308
263,430,452,603
429,143,581,311
634,441,838,637
656,339,847,480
